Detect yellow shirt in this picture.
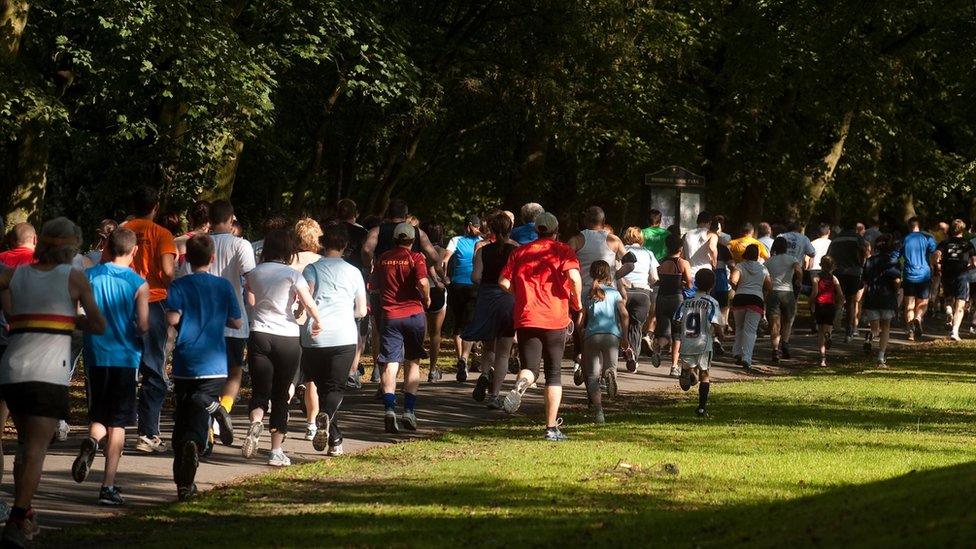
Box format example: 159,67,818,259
729,236,770,263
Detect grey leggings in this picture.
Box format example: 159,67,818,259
583,333,618,398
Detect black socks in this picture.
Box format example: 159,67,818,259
698,382,710,410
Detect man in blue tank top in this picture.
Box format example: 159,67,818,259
443,215,482,381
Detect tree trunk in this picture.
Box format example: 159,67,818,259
903,192,917,223
202,136,243,201
803,110,854,226
6,121,50,228
0,0,28,62
367,127,423,216
290,79,346,215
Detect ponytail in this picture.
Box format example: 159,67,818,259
587,260,612,302
588,279,606,302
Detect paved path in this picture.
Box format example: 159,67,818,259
5,319,940,533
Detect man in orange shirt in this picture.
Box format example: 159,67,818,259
729,222,770,264
117,187,177,453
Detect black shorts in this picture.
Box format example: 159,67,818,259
710,289,729,309
378,313,428,364
87,366,138,427
836,274,863,298
226,337,247,371
1,381,69,419
427,286,447,313
516,327,567,387
814,304,837,326
902,281,930,299
944,273,971,301
446,283,477,332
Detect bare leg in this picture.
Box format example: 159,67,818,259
952,298,966,337
12,415,58,509
544,385,562,428
381,362,400,394
427,309,445,372
304,381,319,425
102,427,125,487
402,360,421,395
769,314,782,353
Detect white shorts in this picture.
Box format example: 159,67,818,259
863,309,896,322
680,352,712,371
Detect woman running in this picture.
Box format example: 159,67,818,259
730,244,771,370
764,237,801,363
0,218,106,546
620,227,658,372
581,261,629,424
300,222,367,455
421,223,448,383
651,234,692,377
241,229,323,466
291,218,324,442
463,212,517,407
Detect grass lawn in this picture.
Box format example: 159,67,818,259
58,342,976,548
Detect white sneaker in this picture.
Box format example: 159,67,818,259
135,435,168,454
669,365,681,377
55,420,70,442
502,378,530,414
304,423,317,441
268,449,291,467
242,421,263,459
327,443,344,457
949,333,962,342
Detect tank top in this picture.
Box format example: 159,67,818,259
577,229,616,288
657,257,684,297
375,222,420,259
816,275,836,306
481,241,516,285
683,227,712,274
0,264,76,386
623,244,655,290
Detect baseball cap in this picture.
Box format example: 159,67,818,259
394,222,416,240
535,212,559,234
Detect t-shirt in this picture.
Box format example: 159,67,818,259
372,247,428,319
937,237,976,281
166,272,242,378
780,231,816,265
184,232,255,338
641,226,670,261
758,235,775,254
900,231,937,283
343,222,369,272
246,262,309,337
511,223,538,246
302,257,366,348
115,219,176,303
446,234,481,286
674,293,721,356
811,237,831,271
735,261,768,298
500,238,580,330
827,230,867,276
729,236,770,263
623,245,658,290
0,246,35,268
765,254,799,292
862,254,902,311
682,227,712,275
585,286,623,338
83,263,145,368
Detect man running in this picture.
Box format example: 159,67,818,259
826,222,869,342
683,212,718,278
757,222,775,253
499,212,581,441
641,209,670,262
934,220,975,341
511,203,544,245
0,223,36,267
779,221,816,270
442,215,482,381
336,199,369,386
900,217,937,341
729,222,770,263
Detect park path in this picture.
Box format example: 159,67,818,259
7,320,934,533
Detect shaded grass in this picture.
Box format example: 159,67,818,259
50,342,976,548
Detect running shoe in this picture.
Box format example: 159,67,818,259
819,355,827,367
178,440,199,492
370,366,381,382
55,420,70,442
844,329,854,344
304,423,317,441
401,411,418,431
455,358,468,382
742,361,752,371
485,395,504,410
177,483,198,502
949,333,962,342
268,449,291,467
678,368,693,391
825,332,833,350
651,350,661,368
623,347,638,373
71,436,98,484
293,383,306,408
135,435,168,454
876,357,888,368
713,339,726,356
384,409,399,433
734,355,743,366
669,365,680,377
641,335,653,357
863,331,873,354
780,343,791,360
0,502,9,523
346,374,362,389
970,324,976,335
2,520,30,546
468,358,481,373
473,368,492,402
914,320,923,340
242,421,263,459
573,361,584,386
327,443,344,457
594,408,605,424
906,328,915,342
212,405,235,446
603,368,618,400
427,369,442,383
771,349,780,364
696,407,707,417
312,413,331,452
98,486,125,506
544,419,568,442
502,378,529,414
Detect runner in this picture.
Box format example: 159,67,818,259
498,212,581,441
372,222,430,433
812,257,845,366
683,212,718,277
900,217,936,341
0,223,36,267
300,222,368,456
710,218,733,349
0,218,105,546
827,222,869,343
251,216,289,261
165,234,242,501
463,212,517,407
730,244,770,370
85,220,117,266
290,218,324,442
862,234,901,365
674,269,721,417
620,227,658,372
729,222,770,263
651,234,692,376
779,221,816,270
580,260,629,424
335,199,370,386
808,223,832,294
764,237,801,363
511,202,544,245
934,220,975,341
113,187,176,454
241,229,323,466
442,215,482,381
174,201,210,267
641,209,670,262
420,222,448,383
757,222,775,254
71,228,149,506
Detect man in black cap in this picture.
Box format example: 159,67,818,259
442,214,483,381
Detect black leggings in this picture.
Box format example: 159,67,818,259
172,377,224,487
625,288,651,351
248,332,302,433
302,344,357,445
516,327,566,387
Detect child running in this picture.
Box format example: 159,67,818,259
674,270,721,416
580,261,629,423
165,235,243,500
811,256,846,367
71,228,150,506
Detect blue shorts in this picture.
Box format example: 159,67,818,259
902,280,930,299
945,273,971,301
378,313,428,364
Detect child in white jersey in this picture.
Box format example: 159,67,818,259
674,269,722,416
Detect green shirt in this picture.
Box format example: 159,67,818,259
642,226,670,261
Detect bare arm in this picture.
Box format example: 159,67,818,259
471,246,484,285
226,316,243,330
71,270,106,334
763,275,773,293
167,311,182,327
295,284,322,336
354,290,368,319
160,253,176,287
680,259,693,288
418,230,445,281
707,234,718,268
616,299,630,348
135,283,150,334
499,275,512,293
567,268,583,311
417,277,431,309
362,227,379,273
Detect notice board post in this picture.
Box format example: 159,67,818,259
641,166,705,235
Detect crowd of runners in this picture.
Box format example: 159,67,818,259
0,186,973,546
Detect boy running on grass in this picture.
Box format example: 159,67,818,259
71,228,150,505
675,269,722,417
165,235,242,501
